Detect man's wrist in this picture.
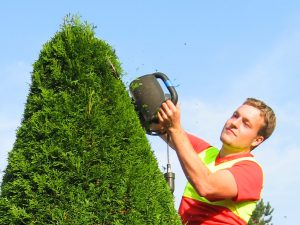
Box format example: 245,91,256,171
168,125,184,135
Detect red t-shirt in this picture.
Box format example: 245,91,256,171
179,133,263,225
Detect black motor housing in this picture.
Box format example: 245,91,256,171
129,72,178,135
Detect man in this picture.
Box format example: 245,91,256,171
157,98,276,225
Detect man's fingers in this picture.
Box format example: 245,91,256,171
161,102,174,117
157,111,163,122
159,106,169,120
165,100,179,114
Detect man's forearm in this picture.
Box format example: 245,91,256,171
159,132,176,150
168,127,212,197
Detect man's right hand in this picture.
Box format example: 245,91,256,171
157,100,182,133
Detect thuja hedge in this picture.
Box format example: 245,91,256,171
0,16,181,225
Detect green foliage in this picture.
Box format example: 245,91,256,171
248,199,274,225
0,15,181,225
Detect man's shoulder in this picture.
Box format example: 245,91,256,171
229,158,264,201
232,157,263,172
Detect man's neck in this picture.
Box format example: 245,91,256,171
219,145,251,158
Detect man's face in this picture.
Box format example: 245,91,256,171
220,104,265,152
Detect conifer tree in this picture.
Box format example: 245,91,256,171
0,15,181,225
248,199,274,225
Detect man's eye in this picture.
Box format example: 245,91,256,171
244,122,251,128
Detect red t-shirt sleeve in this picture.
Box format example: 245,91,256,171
186,132,211,154
228,160,263,202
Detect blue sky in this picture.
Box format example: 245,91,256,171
1,1,300,224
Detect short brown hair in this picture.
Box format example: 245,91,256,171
243,98,276,141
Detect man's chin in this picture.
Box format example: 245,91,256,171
220,133,231,143
220,136,237,148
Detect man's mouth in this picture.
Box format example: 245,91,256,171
226,127,236,136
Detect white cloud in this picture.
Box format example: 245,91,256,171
180,98,233,147
228,30,300,102
258,145,300,194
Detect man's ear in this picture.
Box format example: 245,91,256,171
251,136,264,148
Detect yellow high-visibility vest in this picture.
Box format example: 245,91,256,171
183,147,262,223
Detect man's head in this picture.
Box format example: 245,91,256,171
220,98,276,152
243,98,276,141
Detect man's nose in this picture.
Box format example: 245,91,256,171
230,118,241,128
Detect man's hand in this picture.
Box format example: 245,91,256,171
157,100,181,133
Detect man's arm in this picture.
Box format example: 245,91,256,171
158,100,238,201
